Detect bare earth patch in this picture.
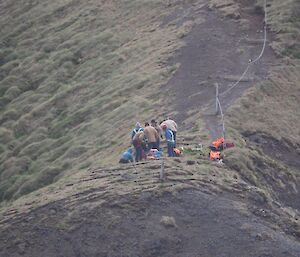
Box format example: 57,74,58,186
162,1,276,139
0,190,299,257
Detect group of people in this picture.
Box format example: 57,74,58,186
119,118,178,163
119,119,235,164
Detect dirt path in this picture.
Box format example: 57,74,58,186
163,1,275,139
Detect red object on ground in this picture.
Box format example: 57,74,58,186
225,142,235,148
210,151,221,161
174,148,181,156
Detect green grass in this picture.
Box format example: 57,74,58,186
0,0,299,205
0,0,183,201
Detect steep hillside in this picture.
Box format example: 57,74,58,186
0,0,299,256
0,0,186,201
223,0,300,209
160,0,300,211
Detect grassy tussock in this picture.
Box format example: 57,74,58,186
228,64,300,145
265,0,300,59
224,147,298,196
0,0,298,205
209,0,240,19
0,0,192,201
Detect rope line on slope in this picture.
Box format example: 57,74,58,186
216,97,226,138
213,0,268,140
219,0,268,97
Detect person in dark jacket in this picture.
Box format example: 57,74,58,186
132,131,145,162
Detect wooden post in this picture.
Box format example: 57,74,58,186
160,159,164,181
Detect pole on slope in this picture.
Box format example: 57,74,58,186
221,113,226,140
131,161,138,173
215,83,219,115
160,159,165,181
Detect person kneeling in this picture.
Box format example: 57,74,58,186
119,148,134,163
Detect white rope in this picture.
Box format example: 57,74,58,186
251,0,267,63
216,97,226,139
216,97,223,117
220,0,267,97
214,0,267,139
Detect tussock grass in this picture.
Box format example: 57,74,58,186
0,128,13,144
1,109,19,123
265,0,300,59
0,0,186,201
209,0,241,19
0,0,298,207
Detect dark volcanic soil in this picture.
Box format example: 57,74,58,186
163,1,276,138
1,190,299,257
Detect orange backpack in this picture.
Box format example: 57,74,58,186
210,151,221,161
212,137,224,149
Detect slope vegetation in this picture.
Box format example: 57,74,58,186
0,0,299,256
224,0,300,209
0,0,185,201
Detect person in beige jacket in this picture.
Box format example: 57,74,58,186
160,119,178,146
143,122,159,151
151,119,163,149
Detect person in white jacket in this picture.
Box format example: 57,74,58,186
160,119,178,146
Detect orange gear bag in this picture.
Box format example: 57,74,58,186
212,137,224,149
210,151,221,161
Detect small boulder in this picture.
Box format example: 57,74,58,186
186,160,195,165
160,216,177,228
